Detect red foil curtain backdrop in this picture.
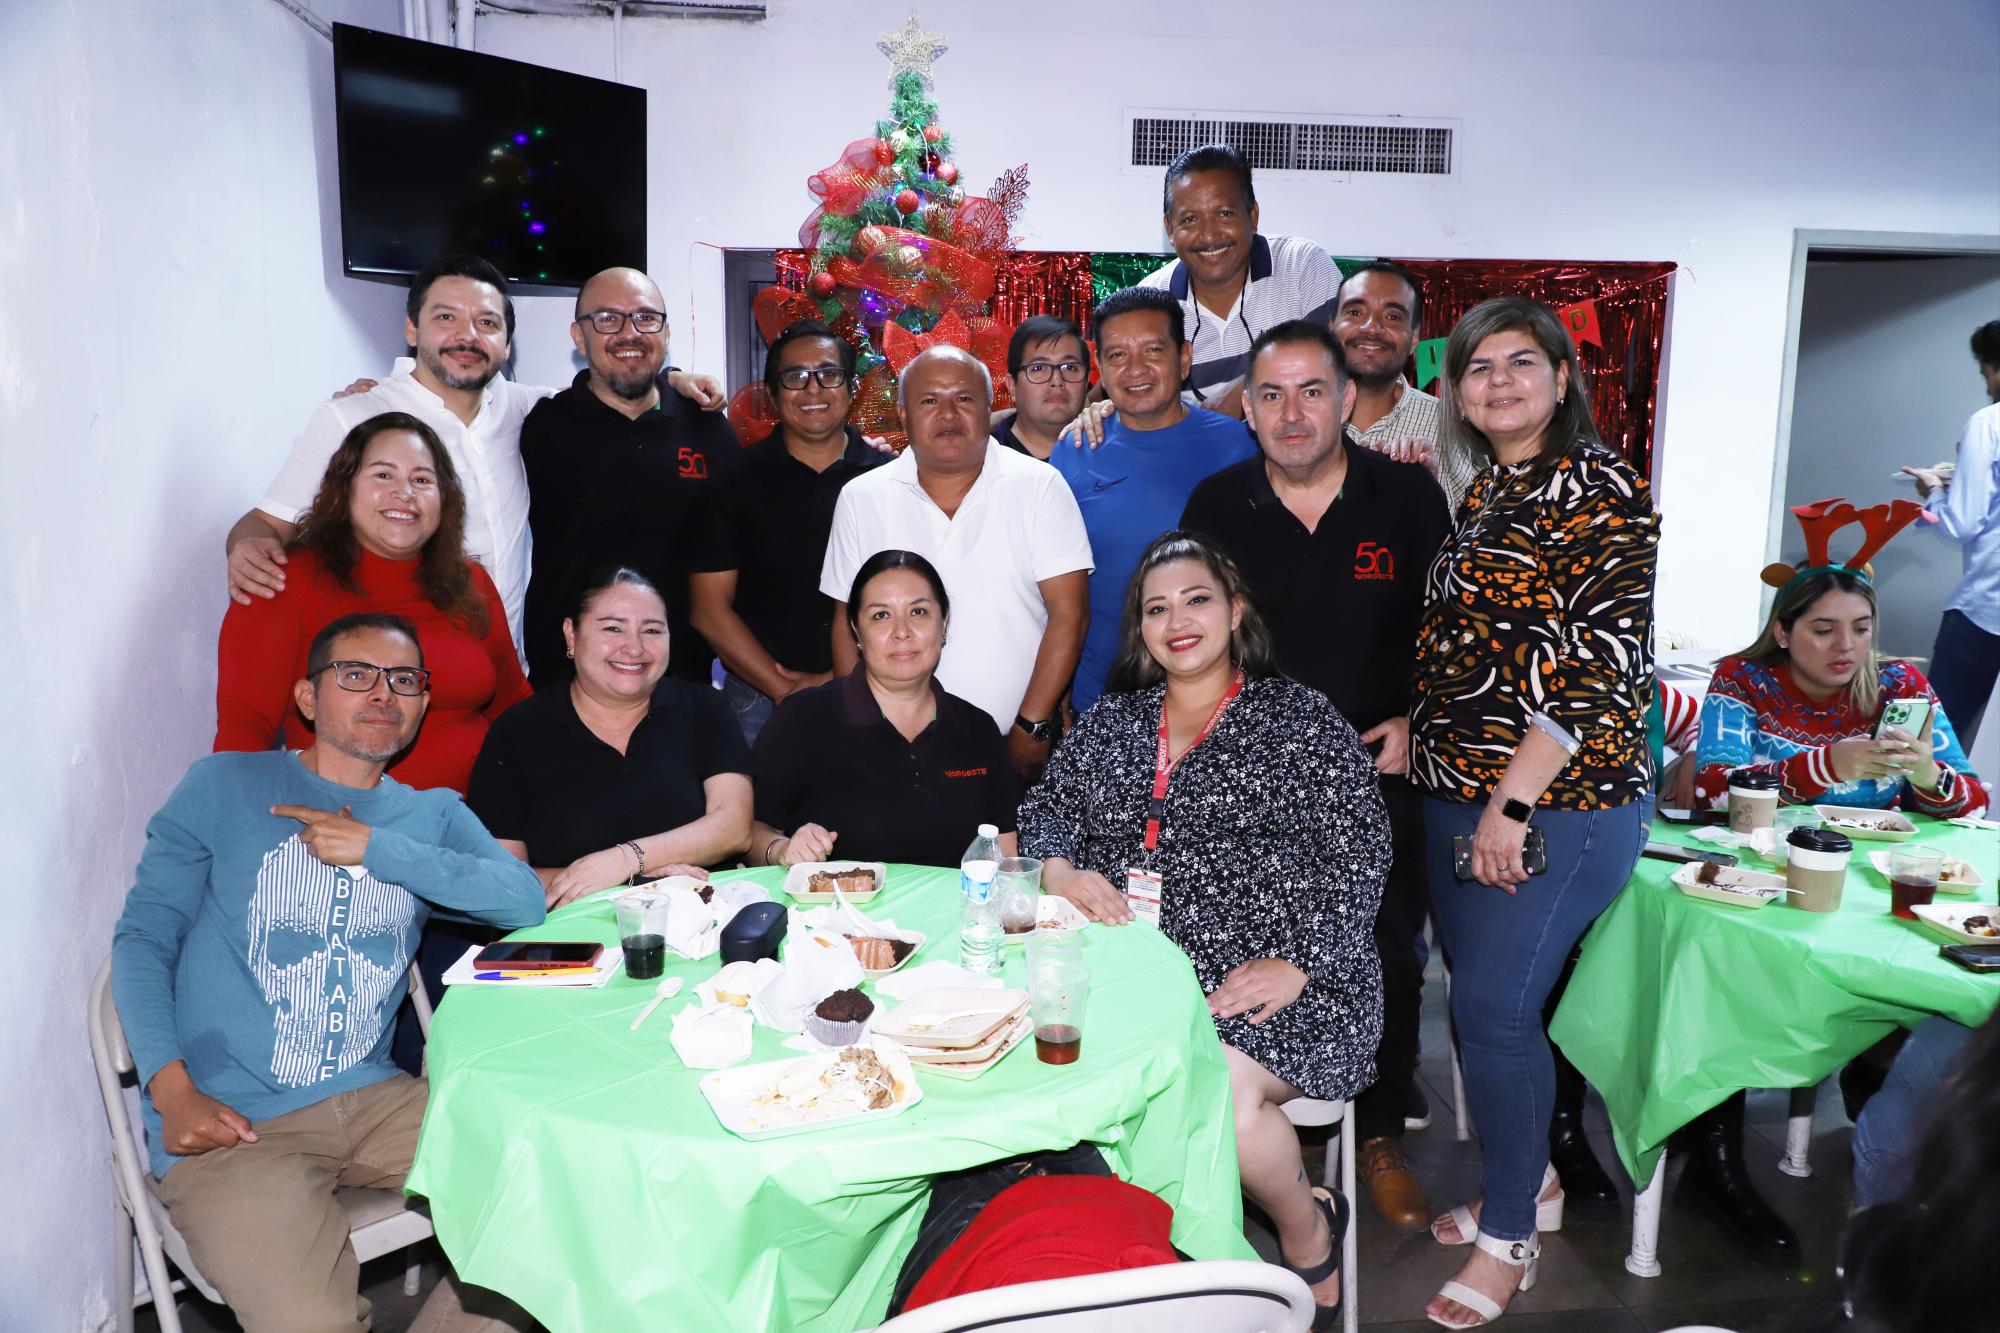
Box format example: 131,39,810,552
767,251,1674,471
1390,260,1676,476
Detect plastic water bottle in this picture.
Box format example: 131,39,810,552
958,823,1003,975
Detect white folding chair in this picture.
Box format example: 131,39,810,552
1278,1096,1360,1333
869,1258,1316,1331
1421,917,1471,1141
90,960,436,1332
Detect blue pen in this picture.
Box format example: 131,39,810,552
474,969,593,981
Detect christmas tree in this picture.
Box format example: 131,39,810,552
731,11,1027,448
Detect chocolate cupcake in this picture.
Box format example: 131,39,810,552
804,987,875,1046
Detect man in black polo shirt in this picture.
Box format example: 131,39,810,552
519,266,738,688
1181,319,1449,1234
994,315,1092,461
690,320,882,743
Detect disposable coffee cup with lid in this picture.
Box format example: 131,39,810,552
1726,770,1782,834
1785,827,1852,913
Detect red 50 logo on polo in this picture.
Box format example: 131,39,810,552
1354,542,1395,581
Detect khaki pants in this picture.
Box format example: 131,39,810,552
155,1074,531,1333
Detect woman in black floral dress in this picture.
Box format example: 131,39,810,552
1019,532,1387,1326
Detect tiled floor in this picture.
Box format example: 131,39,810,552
139,955,1855,1331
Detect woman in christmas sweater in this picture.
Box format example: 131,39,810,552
1695,567,1988,820
215,411,530,797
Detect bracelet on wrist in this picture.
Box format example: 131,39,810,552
765,834,788,865
623,840,646,880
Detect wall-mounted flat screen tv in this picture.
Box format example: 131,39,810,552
334,22,645,290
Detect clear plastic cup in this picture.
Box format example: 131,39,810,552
1030,962,1089,1066
1889,845,1944,921
614,890,671,980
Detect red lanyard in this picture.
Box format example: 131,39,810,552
1143,670,1244,853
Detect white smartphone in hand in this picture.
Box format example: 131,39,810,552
1876,697,1931,741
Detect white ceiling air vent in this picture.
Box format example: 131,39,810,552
1127,110,1456,181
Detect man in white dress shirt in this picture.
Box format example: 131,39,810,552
821,346,1092,778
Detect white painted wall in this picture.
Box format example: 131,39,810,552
4,0,1997,1324
468,0,2000,652
0,1,407,1327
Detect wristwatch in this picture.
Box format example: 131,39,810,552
1015,714,1058,744
1496,797,1534,824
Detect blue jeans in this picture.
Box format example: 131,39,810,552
1928,608,2000,751
722,670,775,747
1424,795,1649,1241
1852,1016,1974,1209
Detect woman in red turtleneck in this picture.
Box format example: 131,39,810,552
215,411,529,794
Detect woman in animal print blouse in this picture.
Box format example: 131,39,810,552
1407,298,1659,1329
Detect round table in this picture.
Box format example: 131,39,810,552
405,865,1253,1332
1550,813,1997,1274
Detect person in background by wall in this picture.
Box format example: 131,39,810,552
1139,143,1343,419
1331,261,1477,514
1053,287,1258,716
518,267,738,690
820,346,1093,778
994,315,1093,461
223,255,724,651
1902,319,2000,750
113,613,544,1333
691,319,881,745
1182,319,1449,1235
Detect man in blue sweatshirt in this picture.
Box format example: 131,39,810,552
112,611,545,1332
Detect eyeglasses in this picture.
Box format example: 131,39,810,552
775,366,850,391
1018,361,1087,385
582,309,667,335
315,661,431,696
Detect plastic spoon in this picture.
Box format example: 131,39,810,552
630,976,685,1031
830,876,872,936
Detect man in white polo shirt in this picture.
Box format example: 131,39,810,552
821,346,1092,778
222,255,721,650
1140,144,1342,418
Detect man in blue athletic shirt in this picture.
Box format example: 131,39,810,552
112,612,544,1331
1052,286,1260,713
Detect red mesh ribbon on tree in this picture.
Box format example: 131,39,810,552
1388,259,1676,476
837,225,997,316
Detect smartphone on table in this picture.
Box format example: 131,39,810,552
471,941,604,971
1939,943,2000,974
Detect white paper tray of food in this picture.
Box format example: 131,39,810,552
782,861,887,903
1814,806,1918,842
908,1015,1034,1080
1909,902,2000,945
698,1037,921,1140
1669,862,1790,909
1865,849,1984,893
873,987,1029,1049
1004,895,1089,945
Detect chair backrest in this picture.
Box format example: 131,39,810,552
869,1259,1314,1332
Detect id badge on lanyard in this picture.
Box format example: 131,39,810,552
1125,671,1243,926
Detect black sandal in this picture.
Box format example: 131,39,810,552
1278,1186,1349,1329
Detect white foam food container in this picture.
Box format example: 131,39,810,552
1814,806,1918,842
698,1036,921,1140
907,1015,1034,1079
872,987,1029,1050
1909,902,2000,945
1865,848,1983,894
782,861,887,903
1669,862,1790,909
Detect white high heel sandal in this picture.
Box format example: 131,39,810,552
1429,1163,1563,1245
1428,1229,1540,1328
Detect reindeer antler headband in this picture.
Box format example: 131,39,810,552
1760,498,1925,596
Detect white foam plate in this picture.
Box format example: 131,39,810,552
697,1038,922,1140
1669,862,1789,909
1909,902,2000,944
781,861,887,903
1865,848,1983,894
908,1015,1034,1079
1003,894,1090,945
1815,806,1918,842
873,987,1029,1049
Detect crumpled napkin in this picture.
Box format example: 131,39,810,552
1685,825,1783,860
653,878,773,960
670,1002,753,1069
751,929,862,1031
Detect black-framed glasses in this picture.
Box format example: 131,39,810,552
316,661,431,696
1019,361,1087,385
775,366,850,391
583,309,667,335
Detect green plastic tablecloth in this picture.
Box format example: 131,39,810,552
405,865,1253,1332
1550,815,1998,1188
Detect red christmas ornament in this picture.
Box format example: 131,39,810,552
925,151,941,173
923,124,943,143
937,161,958,185
895,188,921,214
807,270,837,298
872,138,894,165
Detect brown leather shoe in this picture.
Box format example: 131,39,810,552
1359,1136,1429,1232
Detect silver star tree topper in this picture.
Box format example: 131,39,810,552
876,11,948,90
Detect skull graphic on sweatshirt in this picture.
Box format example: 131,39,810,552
247,836,416,1088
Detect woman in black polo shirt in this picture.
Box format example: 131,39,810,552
750,550,1020,868
469,566,753,904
